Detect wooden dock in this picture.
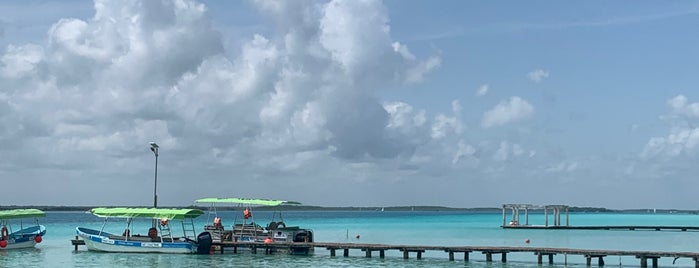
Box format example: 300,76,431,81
70,238,699,267
502,225,699,231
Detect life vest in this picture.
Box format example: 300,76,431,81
1,226,8,240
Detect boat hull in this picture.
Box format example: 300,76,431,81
0,225,46,250
76,227,196,254
206,224,314,255
1,240,39,250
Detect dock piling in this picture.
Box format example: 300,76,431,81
585,255,606,266
637,255,660,268
536,252,555,264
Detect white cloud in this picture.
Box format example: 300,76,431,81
405,55,441,83
319,0,440,86
640,95,699,159
0,44,43,78
431,100,463,139
641,127,699,159
481,96,534,128
545,161,579,173
6,0,672,208
0,0,457,206
527,69,549,83
492,141,528,162
475,84,489,97
452,140,476,164
668,94,699,118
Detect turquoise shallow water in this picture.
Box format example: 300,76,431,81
3,211,699,267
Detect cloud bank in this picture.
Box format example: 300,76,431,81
0,0,461,206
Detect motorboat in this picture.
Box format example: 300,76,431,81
0,209,46,250
76,207,212,254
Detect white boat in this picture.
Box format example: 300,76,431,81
76,207,212,254
196,197,314,254
0,209,47,250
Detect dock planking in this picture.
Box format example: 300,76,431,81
211,241,699,267
70,238,699,267
502,225,699,231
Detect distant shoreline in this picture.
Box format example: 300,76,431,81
2,205,697,214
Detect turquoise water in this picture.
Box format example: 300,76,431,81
3,211,699,267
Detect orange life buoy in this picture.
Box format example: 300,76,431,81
1,226,8,240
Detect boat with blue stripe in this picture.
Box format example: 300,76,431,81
0,209,47,250
76,207,213,254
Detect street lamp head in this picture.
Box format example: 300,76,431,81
149,142,159,149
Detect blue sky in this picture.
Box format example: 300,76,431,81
1,0,698,209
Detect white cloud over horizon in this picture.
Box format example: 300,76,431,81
1,0,698,210
0,0,460,206
641,95,699,160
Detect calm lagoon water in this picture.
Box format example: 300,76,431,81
4,211,699,267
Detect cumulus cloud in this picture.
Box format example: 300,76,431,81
0,0,452,205
641,127,699,159
318,0,440,85
481,97,534,128
640,95,699,159
431,100,464,139
527,69,549,82
668,94,699,118
475,84,489,97
0,44,43,78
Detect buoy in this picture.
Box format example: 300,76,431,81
0,240,7,248
35,235,43,243
525,239,530,244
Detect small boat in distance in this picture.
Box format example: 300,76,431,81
0,209,46,250
196,197,314,254
76,207,212,254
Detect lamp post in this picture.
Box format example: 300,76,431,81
149,142,159,228
149,142,159,208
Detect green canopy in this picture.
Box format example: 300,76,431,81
0,209,45,220
89,207,204,219
196,198,302,206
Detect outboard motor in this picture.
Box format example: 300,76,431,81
293,231,313,242
291,230,313,255
196,231,212,254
